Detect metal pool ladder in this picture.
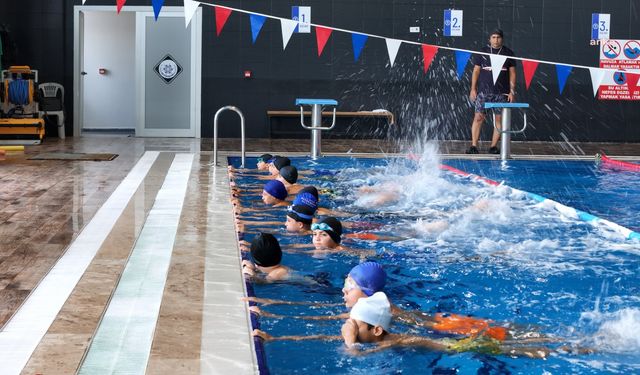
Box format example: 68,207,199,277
296,98,338,160
485,102,529,160
213,106,245,168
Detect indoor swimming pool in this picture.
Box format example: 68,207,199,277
230,153,640,374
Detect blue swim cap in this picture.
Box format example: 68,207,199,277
349,262,386,296
264,180,288,201
293,191,318,210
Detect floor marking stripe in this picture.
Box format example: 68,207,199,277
78,153,194,374
0,151,160,375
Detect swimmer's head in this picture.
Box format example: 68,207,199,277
285,204,315,232
250,232,282,268
311,217,342,248
349,262,387,297
256,153,273,170
349,292,392,339
262,180,287,205
293,189,318,210
278,165,298,185
268,156,291,176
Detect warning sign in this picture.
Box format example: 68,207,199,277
598,39,640,100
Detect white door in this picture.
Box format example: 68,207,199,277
135,10,201,137
74,6,201,137
81,11,136,131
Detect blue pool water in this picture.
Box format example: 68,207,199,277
230,155,640,374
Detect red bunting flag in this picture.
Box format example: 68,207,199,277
116,0,126,14
215,6,232,36
522,59,540,90
627,72,640,90
315,27,333,57
421,44,438,74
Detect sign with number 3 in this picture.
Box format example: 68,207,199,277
591,13,610,40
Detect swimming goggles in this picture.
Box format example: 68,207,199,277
311,223,333,232
343,277,358,291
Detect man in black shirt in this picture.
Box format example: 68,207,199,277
466,29,516,154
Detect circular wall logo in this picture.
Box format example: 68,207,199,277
154,54,183,84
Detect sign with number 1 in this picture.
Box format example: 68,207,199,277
444,9,463,37
292,6,311,33
591,13,610,40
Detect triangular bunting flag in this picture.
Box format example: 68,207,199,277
489,55,507,84
280,19,298,50
454,51,471,79
116,0,126,14
184,0,199,27
627,71,640,90
352,33,368,62
82,0,87,4
315,27,332,56
215,6,232,36
250,14,266,44
385,39,402,67
556,65,573,94
588,67,606,97
421,44,438,74
152,0,164,21
521,59,540,90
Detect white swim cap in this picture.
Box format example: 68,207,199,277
349,292,392,332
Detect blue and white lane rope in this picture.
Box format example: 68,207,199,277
441,163,640,241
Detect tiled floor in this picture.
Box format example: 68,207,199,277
0,135,637,374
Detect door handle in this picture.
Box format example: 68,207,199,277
81,71,87,75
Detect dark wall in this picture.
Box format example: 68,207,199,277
1,0,639,142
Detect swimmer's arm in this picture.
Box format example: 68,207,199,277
242,296,342,307
249,306,348,320
317,207,351,218
253,329,342,342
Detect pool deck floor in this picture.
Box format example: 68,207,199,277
0,136,637,374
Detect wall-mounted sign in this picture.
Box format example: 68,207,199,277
598,39,640,100
443,9,463,37
292,6,311,33
591,13,610,40
154,54,182,84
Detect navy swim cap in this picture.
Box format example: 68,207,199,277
279,165,298,184
299,186,319,200
349,262,387,296
250,233,282,267
264,180,288,201
287,204,315,225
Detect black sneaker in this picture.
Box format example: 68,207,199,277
489,146,500,154
465,146,479,154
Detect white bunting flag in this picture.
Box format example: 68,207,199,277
184,0,199,27
82,0,87,3
588,67,606,97
385,38,402,67
489,55,507,84
280,19,298,50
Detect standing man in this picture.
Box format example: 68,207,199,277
466,29,517,154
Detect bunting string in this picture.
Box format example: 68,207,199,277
195,1,629,77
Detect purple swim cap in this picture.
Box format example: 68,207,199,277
293,191,318,210
349,262,387,296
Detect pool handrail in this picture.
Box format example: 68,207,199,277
485,102,529,160
213,106,245,168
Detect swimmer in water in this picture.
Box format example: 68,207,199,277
253,292,557,358
242,233,290,282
